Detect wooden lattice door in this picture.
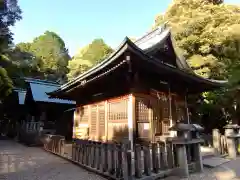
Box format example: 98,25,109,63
136,97,151,143
151,91,171,140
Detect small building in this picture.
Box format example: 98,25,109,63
21,78,75,143
49,25,225,145
1,88,27,137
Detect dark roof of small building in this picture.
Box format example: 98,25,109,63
13,88,27,105
24,78,76,104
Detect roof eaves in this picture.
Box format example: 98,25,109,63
13,88,26,93
58,37,132,92
142,29,171,53
24,77,60,87
126,38,227,87
63,60,128,94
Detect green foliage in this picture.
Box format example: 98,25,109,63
0,0,22,52
29,31,71,81
5,31,71,84
0,0,21,99
0,67,13,100
67,58,92,80
67,38,113,80
153,0,240,129
79,39,113,65
154,0,240,79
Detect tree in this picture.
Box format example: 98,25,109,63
0,0,21,99
153,0,240,129
0,67,13,101
153,0,240,79
79,39,113,65
67,58,92,80
29,31,70,82
0,0,21,51
67,38,113,80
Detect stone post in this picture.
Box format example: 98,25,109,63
194,143,203,172
176,144,189,177
226,136,237,159
213,129,221,155
224,124,240,159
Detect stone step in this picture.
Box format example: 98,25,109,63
202,157,230,168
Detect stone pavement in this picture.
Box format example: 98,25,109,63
0,139,106,180
165,158,240,180
1,139,240,180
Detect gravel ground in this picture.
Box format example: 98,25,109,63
0,139,239,180
164,161,238,180
0,140,106,180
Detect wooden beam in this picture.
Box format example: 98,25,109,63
128,94,134,150
96,104,99,140
88,105,91,139
104,101,108,141
149,99,153,142
132,94,136,145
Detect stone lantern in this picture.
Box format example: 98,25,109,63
167,122,203,177
192,124,204,139
224,124,240,137
169,122,194,141
224,124,240,159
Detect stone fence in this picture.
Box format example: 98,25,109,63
212,127,240,159
42,134,203,180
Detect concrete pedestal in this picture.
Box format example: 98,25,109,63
226,137,237,159
224,124,240,159
176,145,188,177
213,129,221,155
194,143,203,172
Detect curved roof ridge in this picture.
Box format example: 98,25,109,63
119,37,228,87
50,36,226,96
60,37,132,90
168,34,192,71
134,24,167,45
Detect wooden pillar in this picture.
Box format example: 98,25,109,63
168,86,175,137
185,89,190,124
128,94,135,150
96,104,99,140
88,105,91,139
104,101,108,141
73,110,77,139
149,102,153,142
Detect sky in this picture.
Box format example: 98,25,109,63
11,0,239,56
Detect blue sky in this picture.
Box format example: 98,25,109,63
11,0,239,56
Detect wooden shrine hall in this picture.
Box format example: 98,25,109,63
49,25,225,145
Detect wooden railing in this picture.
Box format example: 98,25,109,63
219,135,228,155
22,121,41,132
42,134,65,155
211,129,229,156
43,135,179,179
72,140,177,179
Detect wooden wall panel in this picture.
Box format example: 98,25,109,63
74,95,130,142
107,98,128,142
135,90,177,139
90,105,97,137
98,104,105,138
172,94,187,122
79,106,89,123
135,97,150,123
